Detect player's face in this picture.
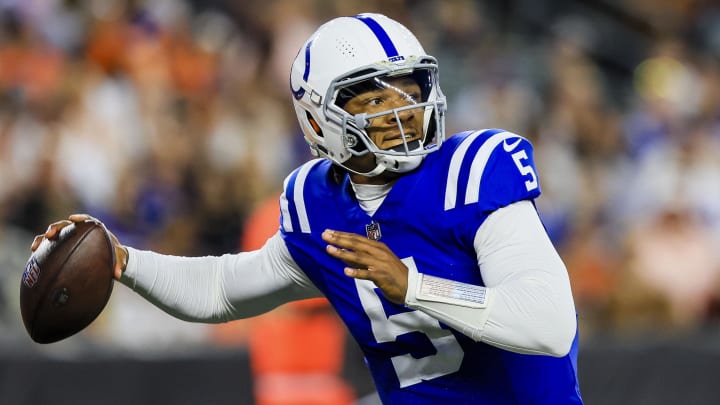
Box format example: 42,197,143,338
342,76,424,151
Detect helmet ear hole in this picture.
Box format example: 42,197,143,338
307,113,323,136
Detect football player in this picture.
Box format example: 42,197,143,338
34,13,582,404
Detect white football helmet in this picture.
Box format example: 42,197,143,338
290,13,446,176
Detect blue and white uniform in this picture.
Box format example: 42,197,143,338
279,129,582,404
121,129,582,404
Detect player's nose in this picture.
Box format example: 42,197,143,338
387,104,418,124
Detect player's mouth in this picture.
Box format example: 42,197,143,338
385,131,417,142
386,138,422,152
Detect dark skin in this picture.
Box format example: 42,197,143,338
31,214,127,280
341,76,424,186
31,77,423,305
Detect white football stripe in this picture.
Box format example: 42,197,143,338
293,159,323,233
444,130,486,211
464,132,520,205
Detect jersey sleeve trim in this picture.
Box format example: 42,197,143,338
444,129,526,211
280,159,324,234
444,130,487,210
465,132,525,205
280,174,293,232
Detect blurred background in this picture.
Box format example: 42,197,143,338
1,0,720,404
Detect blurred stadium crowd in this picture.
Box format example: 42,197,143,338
1,0,720,357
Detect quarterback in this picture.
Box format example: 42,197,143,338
35,13,583,404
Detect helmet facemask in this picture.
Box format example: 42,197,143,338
324,57,446,176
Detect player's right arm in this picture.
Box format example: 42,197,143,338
32,216,321,324
118,231,322,323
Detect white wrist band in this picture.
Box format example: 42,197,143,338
416,273,488,309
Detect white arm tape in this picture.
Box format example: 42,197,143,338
405,257,494,342
415,273,488,309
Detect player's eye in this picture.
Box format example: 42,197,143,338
406,92,421,102
367,97,384,106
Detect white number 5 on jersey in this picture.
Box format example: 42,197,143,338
355,258,464,388
504,138,538,191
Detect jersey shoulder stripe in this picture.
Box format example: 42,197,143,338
444,130,486,211
280,158,324,234
464,131,527,206
444,129,526,210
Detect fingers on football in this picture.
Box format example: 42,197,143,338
32,219,70,251
45,219,72,239
31,235,44,251
68,213,95,223
31,214,96,251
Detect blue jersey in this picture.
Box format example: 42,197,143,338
280,129,582,404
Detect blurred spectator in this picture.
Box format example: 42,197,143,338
610,205,720,333
561,218,619,338
620,121,720,232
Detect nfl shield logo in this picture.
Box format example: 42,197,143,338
22,257,41,288
365,221,382,241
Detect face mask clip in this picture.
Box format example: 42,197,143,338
353,113,369,128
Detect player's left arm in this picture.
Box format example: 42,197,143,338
404,131,575,357
406,200,576,357
323,201,576,357
325,131,576,357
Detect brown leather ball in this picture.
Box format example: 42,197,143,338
20,220,115,344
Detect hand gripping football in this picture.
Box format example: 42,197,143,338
20,220,115,344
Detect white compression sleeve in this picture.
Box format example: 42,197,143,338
405,200,577,357
119,232,321,323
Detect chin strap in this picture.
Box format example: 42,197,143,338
377,154,425,173
350,160,388,177
340,153,425,179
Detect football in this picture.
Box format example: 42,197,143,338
20,220,115,344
